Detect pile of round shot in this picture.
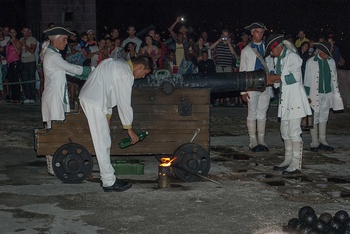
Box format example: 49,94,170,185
283,206,350,234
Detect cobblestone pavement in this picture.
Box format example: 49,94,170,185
0,102,349,233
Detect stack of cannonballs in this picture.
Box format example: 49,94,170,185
283,206,350,233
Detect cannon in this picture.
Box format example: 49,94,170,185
134,69,266,94
34,69,266,183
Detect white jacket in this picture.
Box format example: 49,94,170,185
79,58,134,129
275,48,311,120
304,55,344,112
42,46,89,123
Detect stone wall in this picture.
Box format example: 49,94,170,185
41,0,96,34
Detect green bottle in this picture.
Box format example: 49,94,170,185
118,131,148,149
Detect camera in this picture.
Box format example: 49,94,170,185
222,37,227,41
181,17,184,21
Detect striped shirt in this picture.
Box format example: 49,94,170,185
215,41,234,67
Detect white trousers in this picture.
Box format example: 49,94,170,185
280,118,302,142
313,92,332,124
246,89,271,121
80,100,116,187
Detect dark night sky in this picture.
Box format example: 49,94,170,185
97,0,349,40
96,0,350,68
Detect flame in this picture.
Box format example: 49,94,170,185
159,157,176,167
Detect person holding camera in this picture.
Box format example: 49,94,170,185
209,28,239,106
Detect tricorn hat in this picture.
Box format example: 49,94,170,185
314,41,332,57
264,34,284,57
44,27,75,37
244,22,267,31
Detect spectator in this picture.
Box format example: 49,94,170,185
163,49,175,73
5,28,21,103
304,41,344,152
327,35,345,68
235,32,250,70
154,31,166,68
200,30,212,59
168,16,189,50
210,28,238,107
139,35,160,70
295,30,309,48
196,36,210,62
308,37,316,57
198,50,215,74
110,37,123,59
165,32,186,73
0,29,10,100
121,25,142,53
297,41,310,80
239,22,274,152
105,37,115,55
121,42,138,61
20,27,38,104
110,28,120,41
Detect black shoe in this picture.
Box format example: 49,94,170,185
310,147,318,152
258,144,269,152
282,170,301,175
318,143,334,151
250,145,262,152
103,179,132,192
273,165,288,171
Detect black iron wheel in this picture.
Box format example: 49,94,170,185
52,143,93,183
172,143,210,182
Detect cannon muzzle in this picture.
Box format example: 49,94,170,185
134,69,266,94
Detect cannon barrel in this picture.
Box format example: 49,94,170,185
133,69,266,94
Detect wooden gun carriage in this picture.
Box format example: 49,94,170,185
34,69,266,183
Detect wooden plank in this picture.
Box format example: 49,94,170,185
37,140,209,156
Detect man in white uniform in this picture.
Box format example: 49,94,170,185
41,27,93,175
240,22,273,152
304,41,344,152
79,55,151,192
265,34,312,175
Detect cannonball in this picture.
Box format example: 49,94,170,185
306,228,321,234
319,212,333,223
312,219,328,231
301,212,318,226
323,226,339,234
329,218,343,230
297,223,313,234
287,217,300,231
334,210,349,223
299,206,316,220
342,226,350,234
343,218,350,228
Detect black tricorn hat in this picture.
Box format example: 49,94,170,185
264,34,284,57
244,22,267,31
44,27,75,37
314,41,332,57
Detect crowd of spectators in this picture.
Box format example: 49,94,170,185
0,18,345,106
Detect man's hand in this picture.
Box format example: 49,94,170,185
267,74,280,85
241,93,250,102
128,129,139,144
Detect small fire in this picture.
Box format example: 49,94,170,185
159,157,176,167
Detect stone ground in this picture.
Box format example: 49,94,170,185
0,102,350,234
